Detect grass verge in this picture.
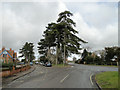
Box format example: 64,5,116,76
95,71,118,88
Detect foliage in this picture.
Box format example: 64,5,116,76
94,55,102,65
19,42,35,63
105,46,120,63
57,11,87,56
21,59,26,63
81,49,88,61
39,56,47,63
38,11,87,64
105,47,115,62
81,46,120,65
84,55,94,64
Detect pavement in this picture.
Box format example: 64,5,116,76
2,64,118,89
2,65,36,88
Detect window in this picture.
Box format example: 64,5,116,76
3,54,7,57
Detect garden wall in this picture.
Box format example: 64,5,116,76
0,65,31,77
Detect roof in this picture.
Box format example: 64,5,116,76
0,49,13,59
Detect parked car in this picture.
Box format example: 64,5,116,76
45,62,52,67
17,62,25,65
30,62,33,66
42,62,46,66
39,62,43,65
35,62,39,64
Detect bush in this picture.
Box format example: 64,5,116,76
84,55,94,64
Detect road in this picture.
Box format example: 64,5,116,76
3,64,118,88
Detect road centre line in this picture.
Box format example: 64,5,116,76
90,73,93,85
60,74,69,83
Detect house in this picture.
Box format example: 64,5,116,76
0,47,17,63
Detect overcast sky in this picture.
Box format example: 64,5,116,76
0,0,118,60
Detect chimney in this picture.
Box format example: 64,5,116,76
10,48,12,51
2,46,5,51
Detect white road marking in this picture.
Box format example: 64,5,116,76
90,73,93,85
60,74,69,83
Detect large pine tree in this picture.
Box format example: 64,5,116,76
56,11,87,64
38,11,87,64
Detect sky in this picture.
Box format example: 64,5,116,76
0,0,118,60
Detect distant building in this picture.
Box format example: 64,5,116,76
0,47,17,63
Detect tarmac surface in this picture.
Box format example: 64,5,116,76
2,64,118,88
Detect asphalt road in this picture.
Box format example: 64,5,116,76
3,64,118,88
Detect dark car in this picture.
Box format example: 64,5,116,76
45,62,52,67
17,62,25,65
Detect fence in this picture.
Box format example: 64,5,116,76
0,65,31,77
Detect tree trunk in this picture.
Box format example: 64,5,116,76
56,45,58,65
28,54,30,65
64,32,66,65
47,47,51,61
64,44,66,65
116,61,118,66
111,62,112,66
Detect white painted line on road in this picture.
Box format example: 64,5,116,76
90,73,93,85
60,74,69,83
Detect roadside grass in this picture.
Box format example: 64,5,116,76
86,64,118,67
52,64,70,67
96,71,118,88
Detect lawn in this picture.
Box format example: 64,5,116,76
96,71,118,88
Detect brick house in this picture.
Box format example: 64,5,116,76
0,47,17,63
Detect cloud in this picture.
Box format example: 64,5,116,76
66,2,118,28
72,8,118,51
0,3,2,49
1,1,118,60
2,1,67,59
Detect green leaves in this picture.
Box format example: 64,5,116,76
38,10,87,64
57,11,73,22
19,42,35,63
